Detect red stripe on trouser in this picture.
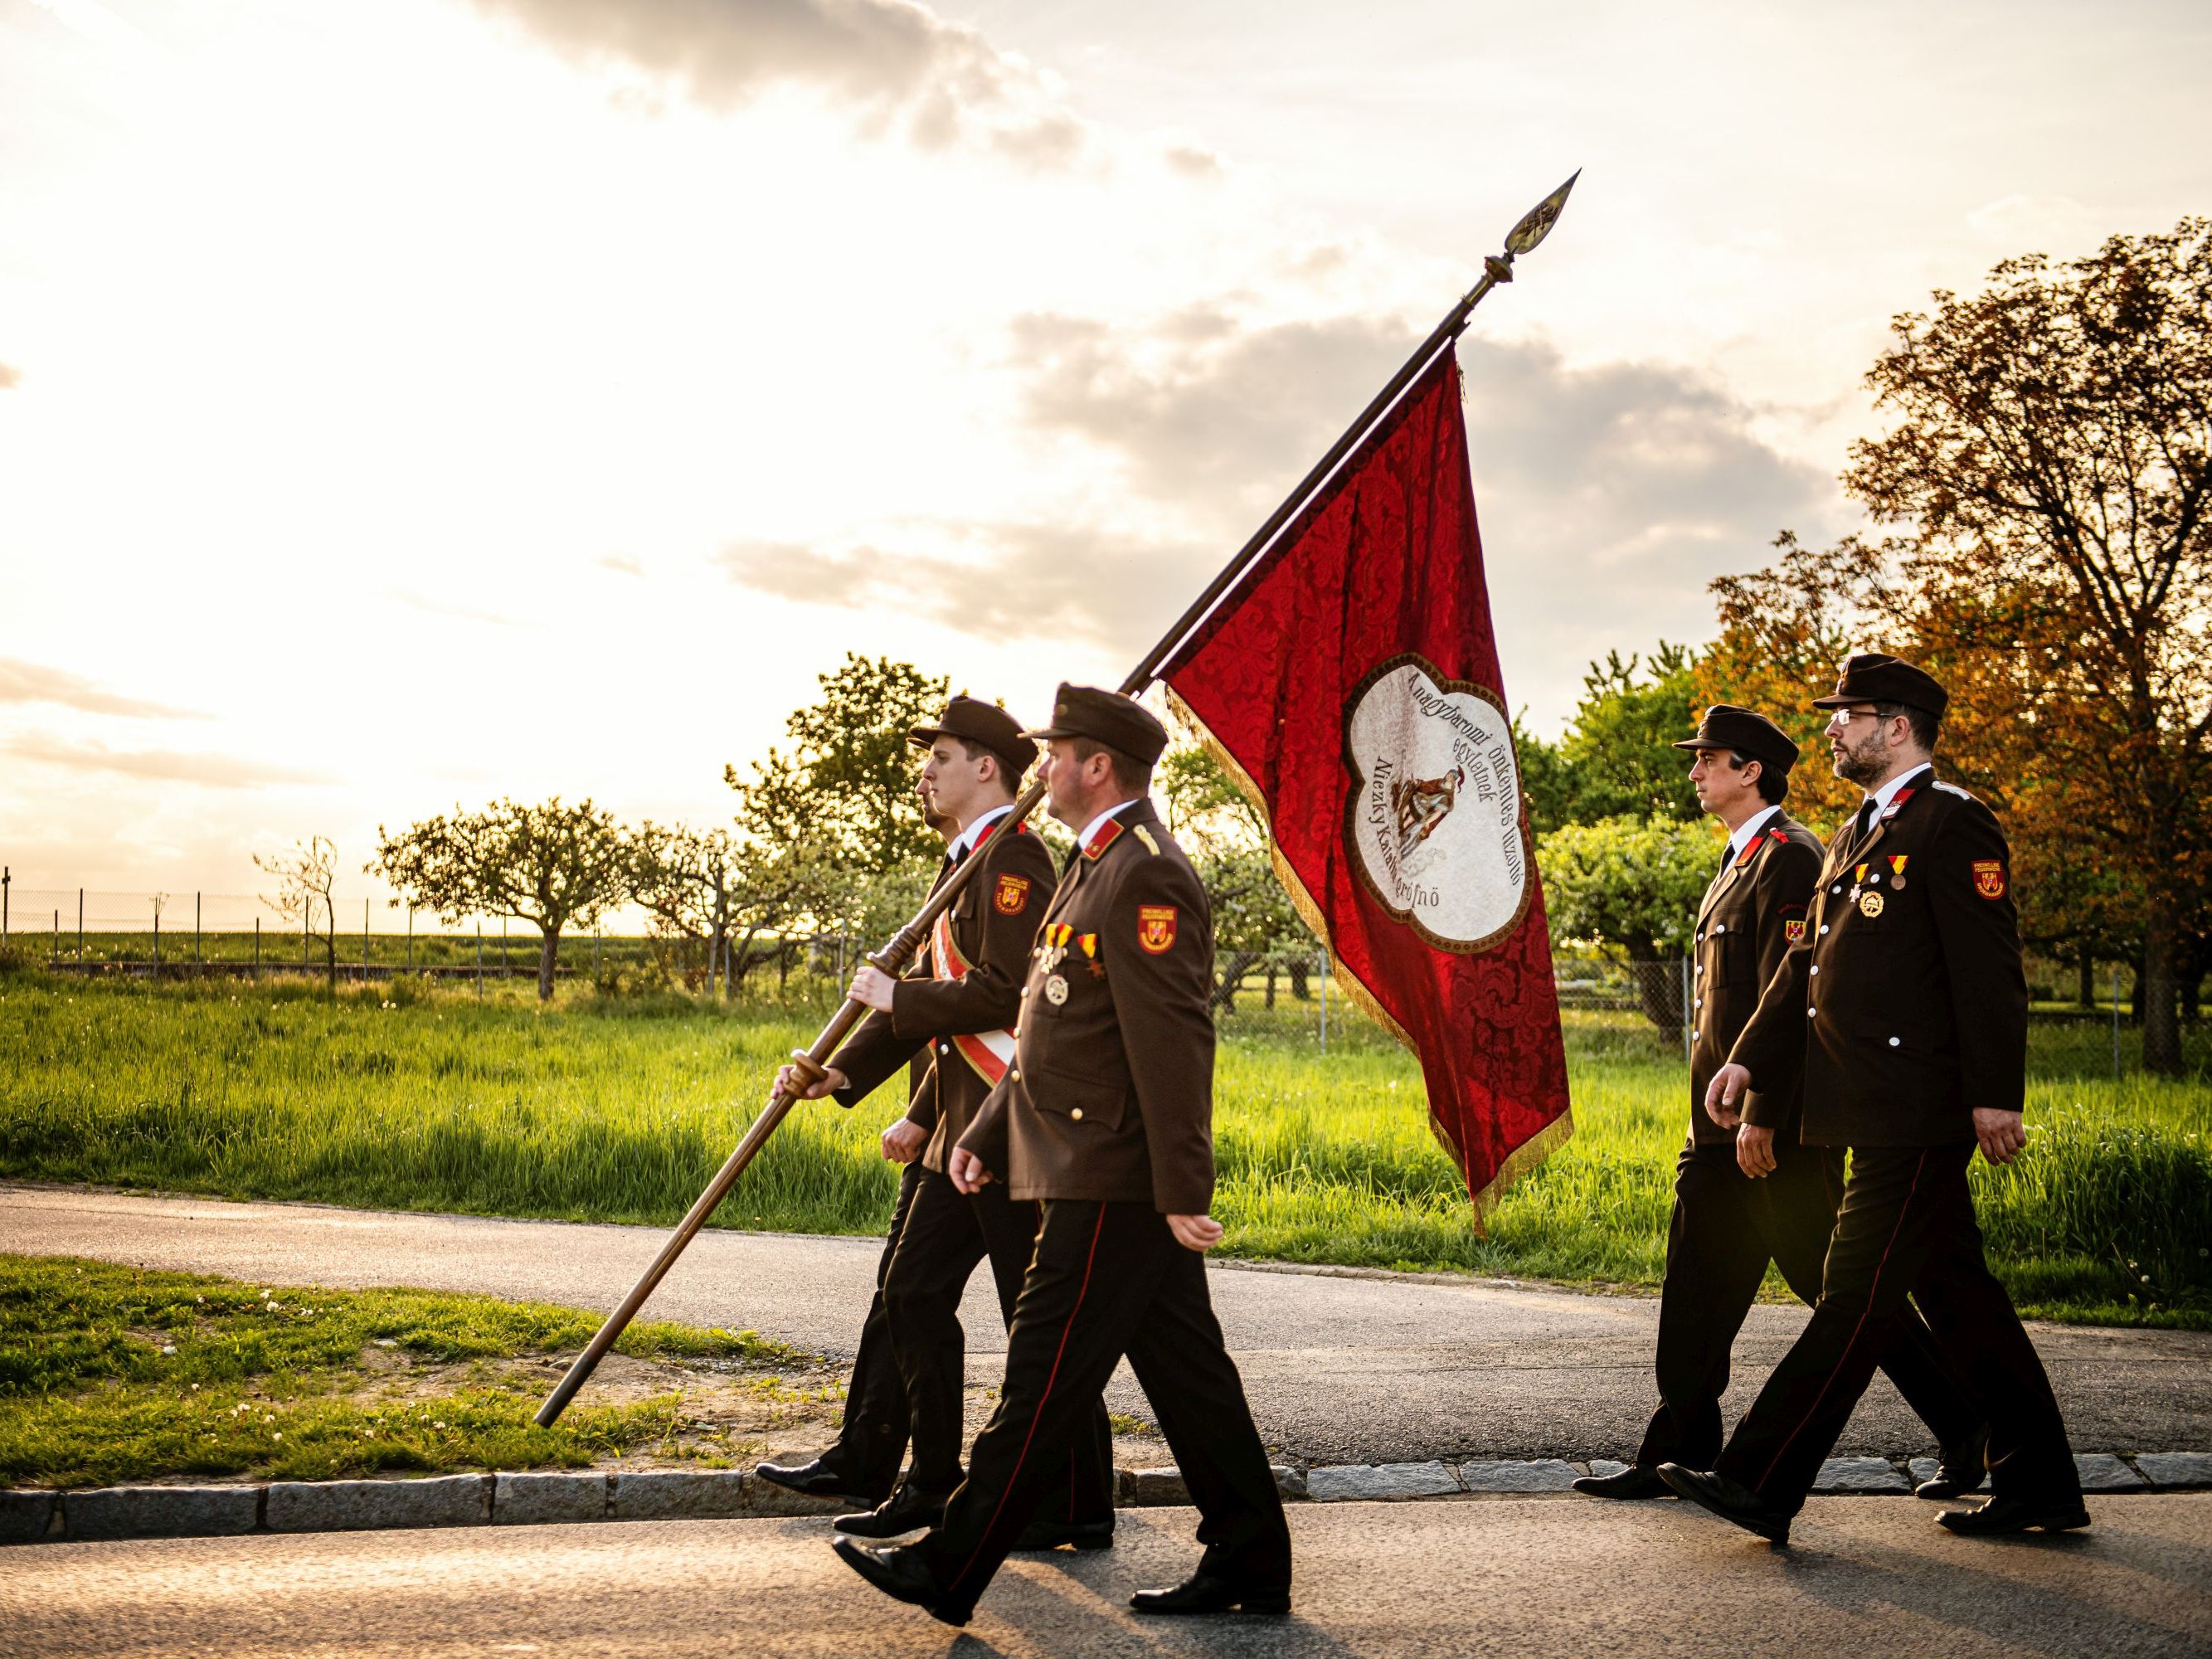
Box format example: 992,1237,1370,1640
949,1204,1107,1593
1757,1149,1927,1493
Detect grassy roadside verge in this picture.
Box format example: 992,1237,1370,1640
0,1254,843,1489
2,976,2206,1327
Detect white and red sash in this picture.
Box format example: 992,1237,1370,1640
930,903,1017,1084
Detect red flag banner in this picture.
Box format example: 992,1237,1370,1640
1160,349,1571,1214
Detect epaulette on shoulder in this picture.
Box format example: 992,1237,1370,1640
1132,824,1161,856
1932,781,1976,800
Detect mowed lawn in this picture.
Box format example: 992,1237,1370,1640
1,975,2205,1327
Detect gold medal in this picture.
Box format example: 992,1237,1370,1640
1044,973,1069,1005
1858,891,1885,918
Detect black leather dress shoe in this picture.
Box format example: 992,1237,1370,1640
831,1537,969,1627
1572,1465,1669,1500
834,1483,950,1539
1012,1516,1115,1552
1129,1572,1291,1616
1655,1464,1791,1545
1936,1495,2091,1535
754,1457,879,1507
1915,1427,1991,1500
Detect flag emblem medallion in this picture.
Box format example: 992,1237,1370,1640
1136,905,1177,954
1344,654,1531,954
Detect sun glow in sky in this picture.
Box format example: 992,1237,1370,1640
2,0,2207,901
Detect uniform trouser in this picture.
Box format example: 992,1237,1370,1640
821,1160,925,1499
916,1200,1292,1618
1714,1143,2081,1516
882,1167,1115,1521
1635,1137,1981,1470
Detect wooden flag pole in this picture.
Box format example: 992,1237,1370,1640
534,171,1579,1428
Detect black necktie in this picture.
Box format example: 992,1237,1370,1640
1850,799,1877,853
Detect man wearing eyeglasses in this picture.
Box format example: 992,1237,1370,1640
1659,654,2086,1545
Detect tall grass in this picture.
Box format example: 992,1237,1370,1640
0,976,2204,1325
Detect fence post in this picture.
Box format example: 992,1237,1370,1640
53,908,59,963
1681,954,1693,1063
2,865,9,946
78,889,84,964
502,916,509,978
406,908,413,969
196,893,202,966
1318,951,1329,1053
255,917,260,978
363,897,370,981
153,901,160,981
2112,961,2122,1079
476,921,484,998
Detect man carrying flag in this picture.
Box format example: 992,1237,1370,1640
760,696,1114,1549
834,686,1292,1627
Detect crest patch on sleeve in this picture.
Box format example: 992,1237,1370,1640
1136,904,1177,954
1785,919,1806,943
994,873,1030,916
1971,859,2007,900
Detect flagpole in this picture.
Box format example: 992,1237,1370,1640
534,170,1580,1428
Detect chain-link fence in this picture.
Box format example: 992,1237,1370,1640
2,880,2197,1075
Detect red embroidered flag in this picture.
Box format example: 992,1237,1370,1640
1160,351,1570,1214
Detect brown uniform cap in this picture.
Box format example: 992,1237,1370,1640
908,694,1037,783
1672,703,1800,777
1021,684,1169,766
1809,653,1949,718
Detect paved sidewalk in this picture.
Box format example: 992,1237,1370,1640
5,1495,2207,1658
6,1185,2209,1465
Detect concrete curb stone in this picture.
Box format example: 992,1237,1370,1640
1125,1469,1189,1506
266,1474,490,1533
1906,1457,1987,1492
64,1484,262,1540
2133,1452,2212,1490
1815,1458,1913,1493
1584,1460,1631,1481
1456,1459,1580,1493
1270,1465,1307,1501
737,1473,844,1518
1306,1462,1461,1501
2073,1453,2146,1491
609,1470,756,1521
494,1472,608,1525
1,1490,56,1544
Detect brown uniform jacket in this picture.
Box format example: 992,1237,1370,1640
1729,770,2029,1147
1689,809,1822,1142
829,815,1055,1173
957,799,1217,1215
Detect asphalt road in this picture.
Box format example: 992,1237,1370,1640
7,1185,2210,1465
4,1496,2207,1658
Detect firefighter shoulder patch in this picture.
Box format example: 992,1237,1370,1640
994,873,1030,916
1136,904,1177,954
1971,859,2007,900
1785,919,1806,944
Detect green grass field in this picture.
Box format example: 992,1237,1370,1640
0,973,2205,1327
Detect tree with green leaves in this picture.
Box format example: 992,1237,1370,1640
1516,645,1703,836
372,799,630,1000
254,835,339,990
1537,814,1717,1029
727,654,951,878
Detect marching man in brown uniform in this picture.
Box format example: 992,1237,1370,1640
1575,705,1981,1501
1662,654,2087,1543
759,697,1114,1545
834,684,1293,1627
754,781,963,1511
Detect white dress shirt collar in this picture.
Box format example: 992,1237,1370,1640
1077,798,1139,851
1864,761,1934,820
1725,803,1783,864
952,801,1016,860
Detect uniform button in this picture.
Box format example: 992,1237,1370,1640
939,1042,950,1053
1820,925,1830,936
1806,1007,1817,1018
1889,1037,1901,1048
1831,883,1843,894
1809,966,1820,975
1070,1108,1084,1121
1694,997,1702,1009
1010,1068,1020,1082
1695,963,1704,975
1713,923,1726,934
1020,985,1030,997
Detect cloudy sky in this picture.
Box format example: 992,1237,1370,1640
2,0,2205,907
